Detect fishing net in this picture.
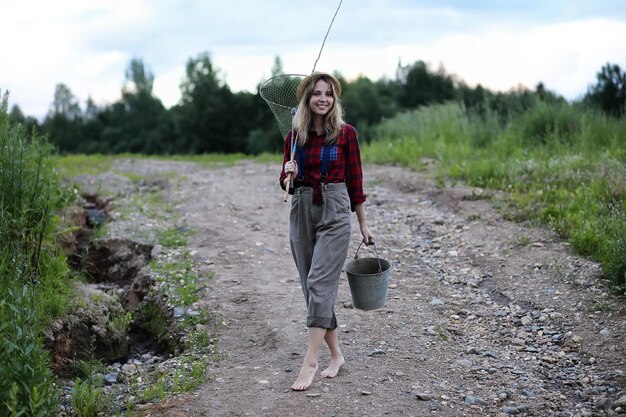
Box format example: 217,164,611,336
259,74,305,138
258,0,342,203
258,0,342,140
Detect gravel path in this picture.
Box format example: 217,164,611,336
128,159,626,417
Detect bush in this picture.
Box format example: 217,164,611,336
1,91,69,414
365,99,626,287
71,377,105,417
0,287,58,416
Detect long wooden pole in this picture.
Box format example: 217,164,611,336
283,135,298,202
284,110,298,202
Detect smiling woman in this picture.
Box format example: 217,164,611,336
278,72,374,391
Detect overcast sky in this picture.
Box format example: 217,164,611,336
2,0,626,119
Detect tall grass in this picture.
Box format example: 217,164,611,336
1,91,70,414
364,100,626,289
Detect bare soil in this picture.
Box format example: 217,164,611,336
126,160,625,417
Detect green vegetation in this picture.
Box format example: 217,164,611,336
156,226,191,248
56,153,116,177
364,100,626,289
136,353,210,404
11,53,623,156
0,92,69,415
150,253,205,307
71,376,105,417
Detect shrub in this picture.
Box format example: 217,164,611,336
1,91,69,414
365,99,626,287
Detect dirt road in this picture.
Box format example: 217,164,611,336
135,159,625,417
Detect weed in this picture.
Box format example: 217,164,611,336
71,377,105,417
588,300,613,312
434,325,449,341
109,311,134,334
0,92,67,414
150,253,203,306
137,354,208,404
366,101,626,287
57,154,114,177
156,225,191,248
515,234,532,247
74,358,107,380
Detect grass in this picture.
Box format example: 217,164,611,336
137,353,209,404
156,225,191,248
64,154,218,415
71,375,105,417
56,154,116,177
364,101,626,289
150,252,207,307
515,234,532,247
57,152,278,177
1,92,69,414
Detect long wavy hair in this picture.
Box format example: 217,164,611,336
293,74,345,146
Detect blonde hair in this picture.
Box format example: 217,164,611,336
293,75,345,146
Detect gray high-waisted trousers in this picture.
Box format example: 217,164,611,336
289,183,352,330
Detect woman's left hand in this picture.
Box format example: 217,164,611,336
359,220,375,245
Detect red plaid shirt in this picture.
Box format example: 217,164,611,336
280,124,366,211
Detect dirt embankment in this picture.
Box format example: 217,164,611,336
114,159,625,417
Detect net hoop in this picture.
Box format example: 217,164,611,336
259,73,306,138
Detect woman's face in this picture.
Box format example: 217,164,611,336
309,79,334,117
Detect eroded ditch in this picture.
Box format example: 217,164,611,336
47,193,181,377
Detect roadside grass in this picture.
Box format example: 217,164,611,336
79,160,215,415
52,151,219,415
364,101,626,290
56,154,116,177
57,152,278,177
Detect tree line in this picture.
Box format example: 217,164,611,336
8,53,626,155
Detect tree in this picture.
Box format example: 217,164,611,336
107,58,173,154
9,104,39,132
49,83,81,120
175,52,252,153
585,62,626,117
42,84,83,152
124,57,155,95
396,61,456,109
340,75,400,141
271,56,284,77
84,96,100,119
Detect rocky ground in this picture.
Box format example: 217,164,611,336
67,159,625,416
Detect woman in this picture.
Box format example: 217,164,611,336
280,71,374,391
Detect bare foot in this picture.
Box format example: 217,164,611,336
320,355,345,378
290,361,318,391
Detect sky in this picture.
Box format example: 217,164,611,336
1,0,626,119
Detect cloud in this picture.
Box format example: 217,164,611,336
1,0,626,118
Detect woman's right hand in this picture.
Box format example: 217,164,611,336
284,160,298,177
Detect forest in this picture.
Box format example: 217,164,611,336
8,53,626,155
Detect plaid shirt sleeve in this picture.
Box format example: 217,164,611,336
342,124,367,210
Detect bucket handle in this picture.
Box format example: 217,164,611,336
354,241,383,273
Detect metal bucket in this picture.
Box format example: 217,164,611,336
345,242,392,311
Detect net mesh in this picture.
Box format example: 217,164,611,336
259,74,306,138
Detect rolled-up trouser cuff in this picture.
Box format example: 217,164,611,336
307,314,337,330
